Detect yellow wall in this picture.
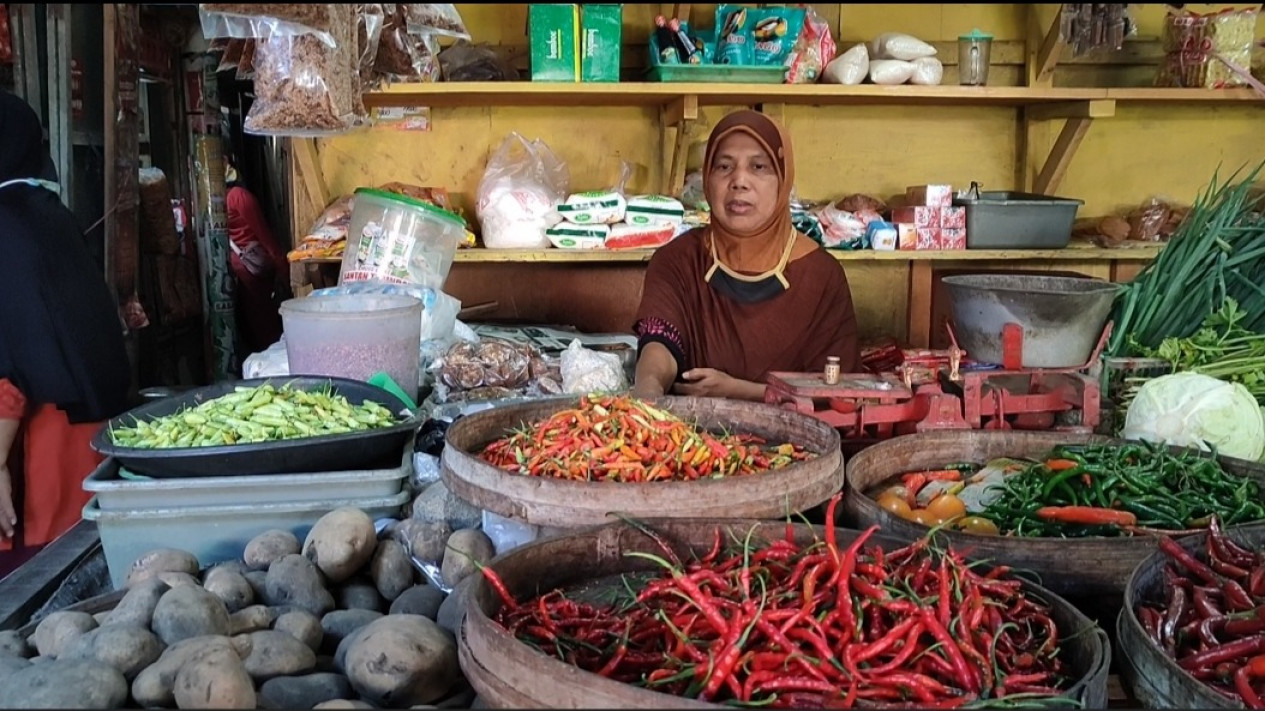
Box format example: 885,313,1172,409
315,3,1265,221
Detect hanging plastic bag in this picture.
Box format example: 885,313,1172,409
216,38,246,73
243,4,358,137
402,3,471,41
199,4,339,46
476,132,570,250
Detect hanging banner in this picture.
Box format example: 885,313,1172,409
193,134,237,380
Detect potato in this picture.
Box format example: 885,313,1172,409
371,539,415,602
173,646,256,709
106,576,170,628
273,609,324,653
436,575,476,636
265,554,334,617
244,529,300,571
259,672,353,710
157,571,202,589
205,559,250,577
389,585,445,620
203,566,255,613
394,518,453,563
0,658,128,709
244,570,269,599
126,548,200,588
440,529,495,588
0,629,31,658
151,585,231,645
334,577,385,612
302,508,378,584
234,629,317,681
343,615,459,707
131,635,238,708
58,624,165,680
319,610,382,655
228,605,276,635
32,610,98,657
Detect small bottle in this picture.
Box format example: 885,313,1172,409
654,16,681,64
824,356,842,386
668,18,701,65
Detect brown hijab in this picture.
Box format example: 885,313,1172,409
702,110,798,273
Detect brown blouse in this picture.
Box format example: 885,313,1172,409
633,229,860,383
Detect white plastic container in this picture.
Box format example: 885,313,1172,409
340,188,466,289
83,490,412,590
279,293,422,401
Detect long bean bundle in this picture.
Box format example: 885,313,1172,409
1107,162,1265,357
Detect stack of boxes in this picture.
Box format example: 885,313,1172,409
529,4,623,82
892,184,968,250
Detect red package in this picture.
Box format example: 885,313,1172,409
906,184,953,208
897,224,919,250
892,206,941,229
941,227,966,249
606,223,676,250
940,206,966,229
916,227,940,250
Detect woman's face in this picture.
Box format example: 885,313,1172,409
706,131,781,235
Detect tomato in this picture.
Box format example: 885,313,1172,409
955,516,1001,536
910,509,942,527
925,493,967,523
876,492,912,520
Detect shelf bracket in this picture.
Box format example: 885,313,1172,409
1027,5,1067,87
1026,99,1114,195
662,93,698,197
292,137,330,215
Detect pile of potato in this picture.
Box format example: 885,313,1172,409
0,506,497,710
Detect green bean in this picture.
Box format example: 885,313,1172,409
109,383,400,449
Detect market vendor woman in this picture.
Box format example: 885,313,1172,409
632,110,860,402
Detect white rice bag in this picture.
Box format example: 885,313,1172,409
822,43,869,85
868,59,916,86
869,32,937,61
910,56,944,85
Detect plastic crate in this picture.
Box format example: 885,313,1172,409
84,446,411,511
83,490,411,590
647,27,785,84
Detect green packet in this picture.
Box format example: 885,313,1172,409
714,5,806,68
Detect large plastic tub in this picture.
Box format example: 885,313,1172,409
952,190,1083,249
279,294,423,402
83,490,412,589
340,188,466,289
84,446,411,511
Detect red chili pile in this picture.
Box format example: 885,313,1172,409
1133,517,1265,707
477,495,1072,708
480,395,814,482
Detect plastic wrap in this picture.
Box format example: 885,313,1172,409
786,6,835,84
869,32,936,61
822,43,868,85
560,340,628,395
288,195,353,261
1156,7,1258,89
909,56,943,85
244,4,358,137
482,511,540,556
402,3,470,41
310,281,461,342
431,338,564,404
356,4,387,109
476,133,570,250
242,337,291,379
199,4,338,46
868,58,915,85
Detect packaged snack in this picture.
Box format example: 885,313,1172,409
606,223,676,250
557,190,627,225
714,5,754,65
200,4,338,46
749,6,806,68
546,223,610,249
786,6,835,83
624,195,685,228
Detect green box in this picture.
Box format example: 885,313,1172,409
580,4,622,83
528,4,580,82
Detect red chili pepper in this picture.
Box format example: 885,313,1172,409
1209,516,1257,568
1235,656,1265,709
921,608,979,695
1223,579,1257,613
1192,586,1223,619
1160,535,1220,585
1179,634,1265,671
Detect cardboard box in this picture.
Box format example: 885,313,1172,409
580,5,622,83
916,227,941,250
907,184,953,208
891,206,941,229
897,223,919,250
941,227,967,250
940,206,966,230
529,4,580,82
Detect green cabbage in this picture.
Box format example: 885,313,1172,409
1122,372,1265,462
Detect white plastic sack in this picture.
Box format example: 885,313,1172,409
243,338,290,378
869,59,916,85
560,339,627,395
482,510,540,556
869,32,937,61
822,43,869,85
476,132,570,249
910,56,944,85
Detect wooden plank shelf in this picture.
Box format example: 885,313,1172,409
295,242,1163,267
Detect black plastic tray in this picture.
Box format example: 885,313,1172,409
91,377,421,478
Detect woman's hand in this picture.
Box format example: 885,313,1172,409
0,463,15,540
675,369,769,401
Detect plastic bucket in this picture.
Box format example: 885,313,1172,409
341,188,466,289
279,294,423,400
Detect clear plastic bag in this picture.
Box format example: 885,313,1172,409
822,43,868,85
869,32,936,61
560,340,628,395
235,38,256,80
402,3,470,41
786,6,836,84
199,4,338,46
868,58,915,85
217,38,246,73
357,4,386,94
244,4,358,137
437,41,517,82
909,56,943,86
476,132,570,250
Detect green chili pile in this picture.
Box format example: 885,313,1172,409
1134,517,1265,708
478,495,1075,708
481,395,814,483
981,441,1265,537
109,383,399,448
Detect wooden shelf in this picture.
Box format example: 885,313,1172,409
1107,87,1265,103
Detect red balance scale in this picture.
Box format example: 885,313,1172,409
764,322,1110,444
